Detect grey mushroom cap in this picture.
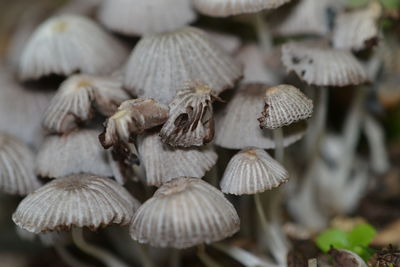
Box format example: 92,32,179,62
12,174,140,234
130,177,240,248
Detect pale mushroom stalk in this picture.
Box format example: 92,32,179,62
54,244,89,267
254,12,272,53
197,245,223,267
273,128,284,163
71,227,129,267
169,249,181,267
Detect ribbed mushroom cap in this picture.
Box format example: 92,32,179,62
138,132,218,187
98,0,196,36
332,3,381,51
193,0,291,17
130,177,240,248
100,98,169,149
160,81,215,147
215,84,305,149
36,130,112,178
272,0,344,36
124,27,243,104
0,134,41,195
12,174,140,233
236,44,279,85
281,43,368,87
258,84,313,129
220,147,288,195
19,14,128,80
0,68,52,146
43,74,129,134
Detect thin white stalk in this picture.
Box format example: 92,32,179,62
197,245,223,267
254,12,272,53
273,128,284,163
71,228,129,267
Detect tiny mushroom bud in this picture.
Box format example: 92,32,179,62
12,174,140,233
36,130,113,178
193,0,292,17
124,27,243,104
220,147,288,195
98,0,196,36
43,74,130,134
329,249,367,267
138,131,218,187
100,98,169,149
258,84,313,129
0,134,41,195
160,81,216,147
281,42,368,87
19,14,128,80
130,177,240,248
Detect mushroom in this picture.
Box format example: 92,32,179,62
329,249,367,267
138,131,218,187
0,134,41,195
124,26,243,104
19,14,128,80
160,81,216,147
98,0,196,36
130,177,239,248
43,74,130,134
36,129,113,178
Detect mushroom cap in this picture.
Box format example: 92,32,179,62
220,147,288,195
44,74,130,134
193,0,292,17
258,84,313,129
36,130,112,178
124,27,243,104
0,134,41,196
160,81,215,147
138,132,218,187
19,14,128,80
13,174,140,233
100,98,169,149
281,42,369,87
130,177,240,248
329,249,367,267
98,0,196,36
215,84,305,149
332,3,381,51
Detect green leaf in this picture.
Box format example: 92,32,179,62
381,0,400,10
347,0,370,8
316,229,349,252
347,223,377,247
351,246,377,262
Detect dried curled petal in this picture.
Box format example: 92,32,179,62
160,82,215,147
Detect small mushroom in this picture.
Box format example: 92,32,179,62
43,74,130,134
138,131,218,187
100,98,169,149
160,81,215,147
130,177,240,248
0,134,41,195
329,249,367,267
220,147,288,195
258,84,313,129
124,26,243,104
19,14,128,80
98,0,196,36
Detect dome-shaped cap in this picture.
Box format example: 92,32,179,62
13,174,140,233
36,130,112,178
100,98,169,149
258,84,313,129
281,42,368,87
215,84,305,149
98,0,196,36
124,27,243,104
220,147,288,195
193,0,291,17
19,14,128,80
138,132,218,187
44,74,129,134
130,177,240,248
332,3,381,51
160,81,215,147
0,67,52,147
0,134,41,195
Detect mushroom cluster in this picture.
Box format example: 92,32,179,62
0,0,394,266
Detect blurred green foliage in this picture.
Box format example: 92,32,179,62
347,0,400,10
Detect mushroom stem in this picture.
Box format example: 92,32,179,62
197,245,223,267
273,128,284,163
54,244,88,267
169,249,181,267
71,227,129,267
254,12,272,53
